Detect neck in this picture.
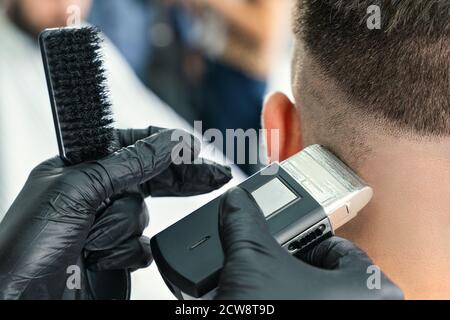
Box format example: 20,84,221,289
337,137,450,299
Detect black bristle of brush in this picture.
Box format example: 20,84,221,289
40,26,117,165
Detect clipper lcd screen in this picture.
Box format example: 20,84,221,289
251,178,299,218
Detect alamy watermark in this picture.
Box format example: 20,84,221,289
66,265,81,290
170,121,280,175
66,5,82,27
367,5,382,30
367,265,382,290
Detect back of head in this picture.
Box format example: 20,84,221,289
292,0,450,167
289,2,450,299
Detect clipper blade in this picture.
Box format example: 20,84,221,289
281,145,373,229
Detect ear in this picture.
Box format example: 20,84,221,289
262,92,303,162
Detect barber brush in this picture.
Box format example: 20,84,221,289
39,26,117,165
39,26,128,300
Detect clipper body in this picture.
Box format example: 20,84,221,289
151,145,373,299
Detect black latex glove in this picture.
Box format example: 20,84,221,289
0,128,232,300
116,127,232,197
84,194,152,272
60,193,152,300
81,127,232,273
216,187,404,300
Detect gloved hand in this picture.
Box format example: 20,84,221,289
61,193,152,300
83,127,232,273
216,187,404,300
83,194,152,273
0,128,232,300
77,127,232,300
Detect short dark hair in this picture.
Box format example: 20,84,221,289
294,0,450,137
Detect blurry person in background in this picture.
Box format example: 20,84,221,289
88,0,198,121
145,2,199,123
89,0,155,84
0,0,194,220
174,0,289,175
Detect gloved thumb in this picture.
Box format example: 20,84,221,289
218,187,283,261
216,187,295,300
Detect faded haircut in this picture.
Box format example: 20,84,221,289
293,0,450,137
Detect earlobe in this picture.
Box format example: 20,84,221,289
262,92,303,162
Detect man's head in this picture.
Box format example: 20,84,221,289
5,0,92,37
263,0,450,169
262,2,450,299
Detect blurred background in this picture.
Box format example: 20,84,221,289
89,0,293,175
0,0,293,299
89,0,293,121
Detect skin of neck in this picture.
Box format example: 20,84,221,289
337,136,450,299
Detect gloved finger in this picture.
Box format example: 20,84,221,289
116,127,165,148
301,236,375,271
116,127,233,197
31,156,67,175
301,237,405,300
218,187,283,259
85,236,152,271
93,129,200,201
84,194,149,252
143,158,232,197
